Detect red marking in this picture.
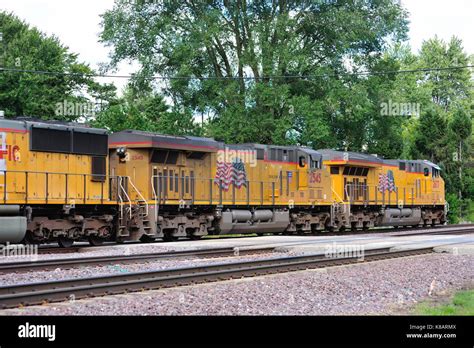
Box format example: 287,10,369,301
310,172,322,183
109,141,152,146
0,145,21,162
0,127,28,134
108,141,217,151
326,158,432,175
0,149,7,160
326,158,392,167
12,145,20,162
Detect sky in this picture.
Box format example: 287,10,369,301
1,0,473,93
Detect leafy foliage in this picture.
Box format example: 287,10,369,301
92,86,202,135
0,11,115,121
100,0,408,146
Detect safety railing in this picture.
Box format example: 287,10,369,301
149,174,331,207
0,169,110,205
151,175,293,206
344,183,444,206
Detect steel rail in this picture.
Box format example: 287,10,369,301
0,247,432,309
6,224,470,256
390,227,474,237
0,247,275,274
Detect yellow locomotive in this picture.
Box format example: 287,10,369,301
0,118,114,247
0,118,447,246
319,150,446,231
108,130,332,241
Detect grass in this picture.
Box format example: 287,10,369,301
414,289,474,315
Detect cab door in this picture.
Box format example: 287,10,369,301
165,167,179,201
151,166,180,202
180,168,194,202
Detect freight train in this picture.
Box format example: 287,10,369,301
0,117,447,247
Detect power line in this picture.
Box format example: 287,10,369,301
0,65,472,81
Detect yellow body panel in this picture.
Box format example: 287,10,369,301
0,129,110,205
109,147,333,207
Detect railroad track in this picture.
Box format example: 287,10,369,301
36,243,116,255
0,246,275,274
4,224,470,256
0,246,433,309
33,234,261,254
390,226,474,237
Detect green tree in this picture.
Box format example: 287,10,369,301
100,0,408,145
399,37,473,221
92,86,201,135
0,11,113,120
418,36,472,111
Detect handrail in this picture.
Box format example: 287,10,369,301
151,175,159,222
126,176,148,217
332,186,346,205
342,183,444,206
118,176,132,219
116,177,125,220
0,169,110,177
0,169,115,203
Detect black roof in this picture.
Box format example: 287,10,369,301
318,149,383,165
109,130,221,152
0,117,107,135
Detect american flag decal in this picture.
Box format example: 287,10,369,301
378,170,396,192
214,159,247,191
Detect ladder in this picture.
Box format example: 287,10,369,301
117,176,150,238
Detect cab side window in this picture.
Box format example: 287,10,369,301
299,156,306,167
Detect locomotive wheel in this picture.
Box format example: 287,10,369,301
57,236,74,248
140,235,156,243
88,236,104,246
23,231,40,245
189,235,202,240
163,234,178,242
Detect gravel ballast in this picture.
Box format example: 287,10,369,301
0,252,285,286
1,253,472,316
